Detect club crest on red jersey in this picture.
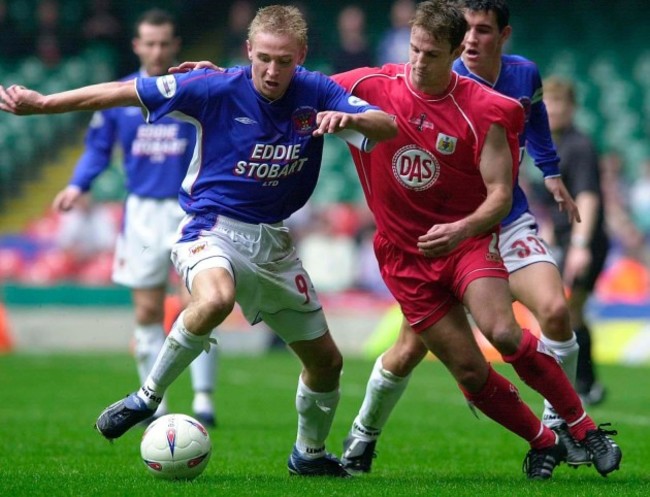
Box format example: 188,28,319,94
291,106,317,136
391,145,440,191
436,133,457,155
409,113,434,131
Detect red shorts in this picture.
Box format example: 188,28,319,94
374,230,508,332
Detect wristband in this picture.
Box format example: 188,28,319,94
571,234,589,248
334,128,376,152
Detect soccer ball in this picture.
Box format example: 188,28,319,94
140,413,212,480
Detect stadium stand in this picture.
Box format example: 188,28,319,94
1,0,649,287
510,0,649,180
1,1,650,367
0,47,115,210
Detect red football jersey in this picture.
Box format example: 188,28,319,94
333,64,524,255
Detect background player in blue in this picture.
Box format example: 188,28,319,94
339,0,611,475
0,4,397,476
51,9,218,428
541,76,609,406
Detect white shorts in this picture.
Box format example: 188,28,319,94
112,195,184,288
499,211,558,273
171,215,328,344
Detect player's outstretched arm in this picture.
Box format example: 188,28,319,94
0,81,139,116
314,110,396,142
169,61,222,73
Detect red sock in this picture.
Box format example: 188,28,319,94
460,365,556,449
502,329,596,440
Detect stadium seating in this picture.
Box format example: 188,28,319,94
312,1,650,200
510,0,649,180
0,45,117,209
1,0,649,287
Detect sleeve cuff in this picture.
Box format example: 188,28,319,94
539,163,561,178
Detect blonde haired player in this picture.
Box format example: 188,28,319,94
0,4,397,476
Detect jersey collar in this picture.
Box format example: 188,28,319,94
404,63,459,101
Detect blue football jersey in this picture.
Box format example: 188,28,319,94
454,55,560,226
135,66,379,238
70,71,196,199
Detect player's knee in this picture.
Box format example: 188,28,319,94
488,325,522,356
537,297,571,340
454,361,488,392
320,349,344,375
195,295,235,329
306,349,343,384
134,302,164,325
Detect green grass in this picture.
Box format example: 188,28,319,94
0,352,648,497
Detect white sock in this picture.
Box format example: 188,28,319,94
353,354,411,441
192,391,213,416
133,323,169,414
137,311,212,409
190,340,218,394
295,376,340,459
541,332,580,427
133,323,165,384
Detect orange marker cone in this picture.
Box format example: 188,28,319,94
163,294,182,335
0,303,14,352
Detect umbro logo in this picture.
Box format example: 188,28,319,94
235,117,258,125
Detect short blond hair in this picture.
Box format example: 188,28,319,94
248,5,308,48
543,76,577,105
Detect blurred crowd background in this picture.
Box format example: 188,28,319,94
0,0,649,307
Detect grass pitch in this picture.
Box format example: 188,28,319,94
0,351,648,497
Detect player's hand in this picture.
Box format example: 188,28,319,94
52,185,83,212
168,61,223,74
417,221,467,257
0,84,45,115
313,111,353,137
562,245,591,287
544,176,581,223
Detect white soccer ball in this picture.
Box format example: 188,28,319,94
140,413,212,480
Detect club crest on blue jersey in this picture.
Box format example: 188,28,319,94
436,133,457,155
156,75,177,99
518,96,532,122
291,106,317,136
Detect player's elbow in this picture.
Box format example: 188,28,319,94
494,187,512,220
500,194,513,219
382,114,398,140
377,113,398,141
